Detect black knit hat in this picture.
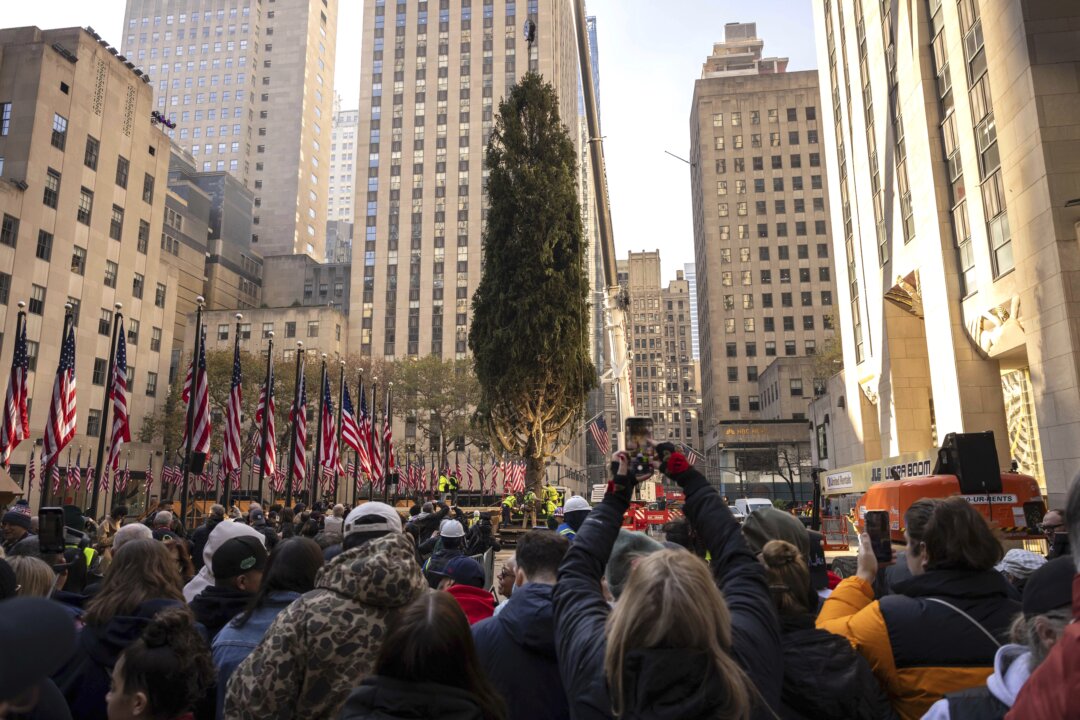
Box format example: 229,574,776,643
1,499,31,531
1023,555,1075,618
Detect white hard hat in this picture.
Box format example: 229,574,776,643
344,502,402,536
565,496,591,513
441,519,465,538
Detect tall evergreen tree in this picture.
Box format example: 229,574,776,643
469,72,596,490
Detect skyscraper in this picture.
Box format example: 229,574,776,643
120,0,337,260
683,262,699,359
690,23,838,441
812,0,1080,503
349,0,580,360
328,95,359,224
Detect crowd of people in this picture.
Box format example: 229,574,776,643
0,442,1077,720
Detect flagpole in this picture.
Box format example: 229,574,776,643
90,302,123,518
285,341,304,508
334,360,345,506
369,378,378,501
41,304,74,509
180,297,205,530
352,370,363,507
254,329,272,507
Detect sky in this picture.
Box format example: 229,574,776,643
9,0,818,283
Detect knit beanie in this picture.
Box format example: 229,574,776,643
2,500,32,531
741,507,810,559
606,529,664,600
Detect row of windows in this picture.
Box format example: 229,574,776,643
723,289,834,310
216,320,340,341
713,130,819,151
718,178,825,196
724,314,828,333
717,243,830,261
723,336,833,360
720,268,833,287
711,107,817,127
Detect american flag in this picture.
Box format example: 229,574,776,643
106,318,130,476
254,365,276,477
318,373,340,474
288,360,308,486
587,414,610,456
507,461,526,494
120,455,130,493
466,453,475,491
221,339,243,475
69,448,81,489
25,447,35,495
0,317,29,468
42,326,77,468
340,384,364,457
188,334,211,454
679,443,703,466
355,383,372,477
51,459,61,493
382,388,394,475
144,454,154,498
368,386,383,487
82,450,92,492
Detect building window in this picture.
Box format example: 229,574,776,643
262,322,273,338
77,187,94,224
285,321,296,338
308,320,320,337
43,169,60,208
128,319,140,345
28,284,45,315
790,379,804,396
218,324,229,341
116,156,130,188
142,173,155,203
816,424,828,459
87,409,101,437
51,113,68,150
104,260,118,288
150,327,162,352
0,103,10,135
93,358,107,385
147,371,158,397
749,395,760,412
137,220,150,253
35,230,53,260
99,308,112,336
132,272,144,299
725,342,737,358
729,396,740,412
239,323,252,340
765,341,776,356
84,136,100,170
0,272,8,305
154,283,166,308
0,214,17,247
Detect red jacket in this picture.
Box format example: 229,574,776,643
1006,573,1080,720
444,584,494,625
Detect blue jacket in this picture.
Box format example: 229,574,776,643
472,583,568,720
211,591,301,718
556,522,576,542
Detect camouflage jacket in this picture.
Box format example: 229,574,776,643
222,532,427,720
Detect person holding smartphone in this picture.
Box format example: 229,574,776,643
553,441,782,719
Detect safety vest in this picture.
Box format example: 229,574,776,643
438,475,451,492
502,495,517,508
523,492,537,509
543,486,560,504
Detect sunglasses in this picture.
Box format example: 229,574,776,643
1040,523,1063,533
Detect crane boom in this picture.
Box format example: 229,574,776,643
572,0,634,446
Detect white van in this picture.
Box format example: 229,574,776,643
732,497,773,522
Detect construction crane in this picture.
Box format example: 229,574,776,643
572,0,634,448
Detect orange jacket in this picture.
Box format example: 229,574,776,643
817,571,1018,720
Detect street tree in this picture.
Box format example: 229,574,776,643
469,72,596,490
387,354,482,460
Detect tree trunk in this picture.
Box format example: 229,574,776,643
526,454,546,493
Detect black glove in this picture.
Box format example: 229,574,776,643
607,452,636,503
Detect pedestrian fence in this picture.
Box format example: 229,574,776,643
470,547,496,591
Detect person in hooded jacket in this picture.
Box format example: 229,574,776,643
465,513,502,556
223,501,427,720
51,539,186,720
759,540,894,720
922,554,1075,720
407,501,450,547
189,505,227,572
553,445,782,720
212,537,324,717
339,590,506,720
248,508,279,551
422,519,467,587
182,519,267,603
817,497,1020,720
433,555,495,624
472,530,570,720
188,535,268,639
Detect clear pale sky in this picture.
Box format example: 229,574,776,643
8,0,817,283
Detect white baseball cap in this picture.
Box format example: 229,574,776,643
440,519,465,538
565,496,591,513
344,502,402,536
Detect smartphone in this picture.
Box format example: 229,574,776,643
864,510,892,564
38,507,66,556
625,416,653,476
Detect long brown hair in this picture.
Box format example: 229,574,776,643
907,497,1003,571
760,540,811,617
604,549,753,719
375,592,506,720
84,539,184,626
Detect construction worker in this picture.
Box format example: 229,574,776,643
522,489,538,529
558,496,591,542
438,472,452,502
542,482,561,519
501,493,518,528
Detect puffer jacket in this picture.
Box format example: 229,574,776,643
775,614,895,720
817,568,1019,720
553,460,782,720
472,582,568,720
1005,572,1080,720
339,676,485,720
222,532,427,720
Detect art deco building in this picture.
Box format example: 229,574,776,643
690,23,839,454
0,27,180,507
329,96,359,224
812,0,1080,503
120,0,337,260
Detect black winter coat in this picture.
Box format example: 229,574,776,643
776,614,895,720
190,517,225,571
189,585,254,640
339,676,486,720
52,599,184,720
553,464,782,720
472,582,567,720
